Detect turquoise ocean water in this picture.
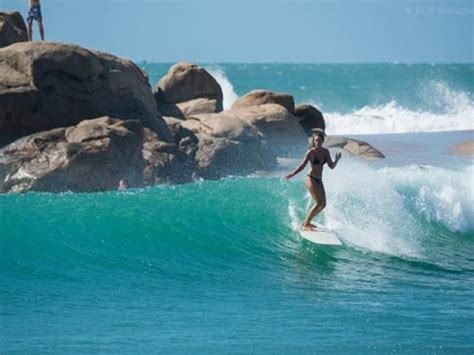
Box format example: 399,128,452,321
1,64,474,353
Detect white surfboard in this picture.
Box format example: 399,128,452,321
300,227,343,246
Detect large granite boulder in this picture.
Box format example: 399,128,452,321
0,12,28,48
154,62,223,119
180,104,307,178
0,42,171,147
0,117,146,193
325,136,385,160
294,104,325,135
231,90,295,114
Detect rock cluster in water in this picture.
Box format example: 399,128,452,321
0,12,383,193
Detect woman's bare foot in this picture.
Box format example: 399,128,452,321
302,223,316,231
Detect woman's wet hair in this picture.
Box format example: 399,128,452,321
315,132,325,142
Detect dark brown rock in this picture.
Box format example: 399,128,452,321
294,104,325,135
0,42,171,147
0,117,146,192
231,90,295,113
0,12,28,48
163,116,199,159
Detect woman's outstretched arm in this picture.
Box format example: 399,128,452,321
326,150,342,169
284,150,311,179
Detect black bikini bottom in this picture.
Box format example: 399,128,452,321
308,175,323,186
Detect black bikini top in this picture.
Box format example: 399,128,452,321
312,154,326,166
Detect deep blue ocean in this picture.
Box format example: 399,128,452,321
1,64,473,353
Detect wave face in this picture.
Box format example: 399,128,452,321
143,63,474,134
2,162,473,352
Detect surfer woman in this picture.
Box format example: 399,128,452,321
285,130,341,231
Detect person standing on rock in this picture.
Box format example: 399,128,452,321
26,0,45,41
284,130,342,231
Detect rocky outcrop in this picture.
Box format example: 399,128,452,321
0,117,146,193
180,104,307,178
0,42,171,148
154,62,223,119
448,139,474,155
0,12,28,48
231,90,295,114
294,104,325,135
0,41,386,193
325,136,385,160
0,116,195,193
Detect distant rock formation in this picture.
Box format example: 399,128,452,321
0,42,171,147
154,62,223,119
448,139,474,156
0,12,28,48
325,136,385,160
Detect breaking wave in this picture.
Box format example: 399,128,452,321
207,66,239,109
288,161,474,257
325,82,474,134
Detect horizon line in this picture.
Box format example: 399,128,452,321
136,61,474,65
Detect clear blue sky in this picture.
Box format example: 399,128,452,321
2,0,473,63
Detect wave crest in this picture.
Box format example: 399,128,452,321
325,82,474,134
207,66,239,110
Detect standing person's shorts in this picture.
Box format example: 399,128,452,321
27,5,42,23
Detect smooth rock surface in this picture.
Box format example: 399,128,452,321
155,62,223,118
0,42,171,147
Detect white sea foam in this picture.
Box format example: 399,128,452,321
287,199,301,232
380,164,474,232
288,161,474,257
324,161,422,257
324,82,474,135
207,66,239,110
